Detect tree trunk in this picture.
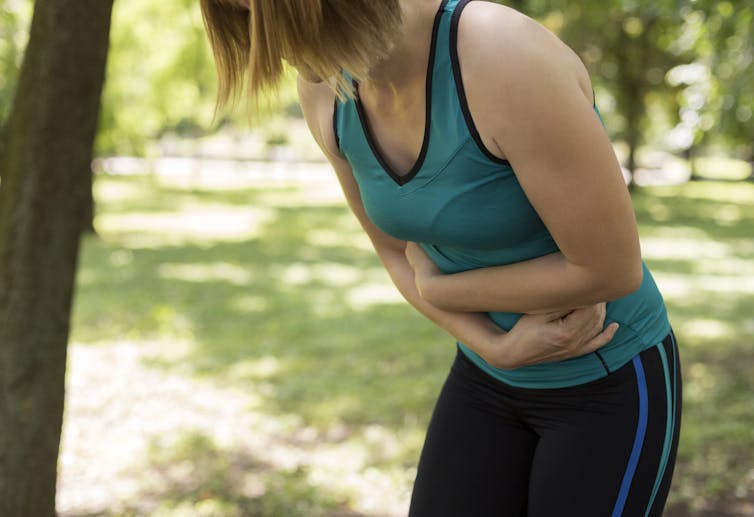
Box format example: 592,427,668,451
82,171,97,235
625,108,640,189
615,16,649,192
683,147,700,181
0,1,114,515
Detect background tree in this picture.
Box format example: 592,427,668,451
507,0,754,181
0,1,32,127
0,0,32,181
662,1,753,179
505,0,691,182
95,0,218,156
0,0,114,515
704,2,754,166
3,0,751,173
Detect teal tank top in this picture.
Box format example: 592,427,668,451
333,0,671,388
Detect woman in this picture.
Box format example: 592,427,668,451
200,1,682,515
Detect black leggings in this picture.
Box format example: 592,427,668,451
409,332,682,517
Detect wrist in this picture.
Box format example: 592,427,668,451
479,326,519,370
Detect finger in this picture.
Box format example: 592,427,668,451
582,322,619,353
566,303,606,328
561,306,594,328
574,307,611,344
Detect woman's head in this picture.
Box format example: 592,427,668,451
200,0,402,114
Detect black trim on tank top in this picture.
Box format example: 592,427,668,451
332,98,340,151
595,350,611,375
352,0,449,187
449,0,512,168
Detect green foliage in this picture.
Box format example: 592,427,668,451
93,0,301,156
661,1,754,161
2,0,751,162
495,0,754,166
0,0,32,124
704,3,753,156
95,0,218,155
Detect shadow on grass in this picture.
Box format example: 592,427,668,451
73,174,754,514
633,182,754,241
66,430,363,517
76,198,451,430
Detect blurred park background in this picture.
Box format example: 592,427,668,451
1,0,753,515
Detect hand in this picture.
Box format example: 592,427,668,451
405,242,441,297
481,303,619,369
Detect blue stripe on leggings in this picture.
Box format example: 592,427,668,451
644,341,674,516
611,355,649,517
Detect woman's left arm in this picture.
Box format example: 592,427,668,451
409,4,643,314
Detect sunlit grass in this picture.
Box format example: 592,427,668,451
633,180,754,513
693,156,753,181
72,172,754,515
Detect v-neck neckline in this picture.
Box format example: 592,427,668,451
352,0,448,187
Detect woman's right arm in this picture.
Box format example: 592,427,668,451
296,76,617,369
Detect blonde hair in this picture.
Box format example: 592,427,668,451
200,0,403,116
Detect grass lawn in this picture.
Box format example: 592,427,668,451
70,170,754,516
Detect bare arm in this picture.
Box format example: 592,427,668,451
296,75,506,356
410,4,642,315
296,74,618,368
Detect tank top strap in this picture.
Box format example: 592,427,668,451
429,0,513,166
427,0,480,156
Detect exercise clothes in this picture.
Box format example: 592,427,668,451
333,0,672,389
408,332,682,516
333,0,682,514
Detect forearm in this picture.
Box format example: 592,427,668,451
376,246,504,359
369,242,621,371
421,251,642,314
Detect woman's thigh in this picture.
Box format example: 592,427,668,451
409,350,539,517
526,333,682,517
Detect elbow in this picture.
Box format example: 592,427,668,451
427,297,457,312
601,260,644,300
417,278,443,308
417,276,460,311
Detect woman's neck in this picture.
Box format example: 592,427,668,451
359,0,442,96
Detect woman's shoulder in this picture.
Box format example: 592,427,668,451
297,75,340,159
456,1,592,103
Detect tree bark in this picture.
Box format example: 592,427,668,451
0,1,114,515
683,147,700,181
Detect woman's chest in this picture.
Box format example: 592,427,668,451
350,139,551,251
